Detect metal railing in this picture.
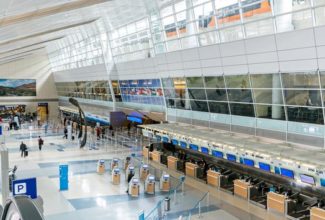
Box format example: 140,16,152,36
183,191,210,220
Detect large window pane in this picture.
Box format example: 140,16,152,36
219,25,244,42
206,88,228,101
287,106,323,124
198,31,218,46
228,89,253,102
241,0,272,22
204,76,225,88
284,90,322,106
188,89,207,100
314,0,325,5
244,18,274,38
282,72,320,89
225,74,250,88
230,103,255,117
255,104,285,120
167,98,191,110
209,101,229,114
250,73,281,88
215,0,241,27
253,89,283,104
190,100,209,112
186,77,204,87
319,71,325,88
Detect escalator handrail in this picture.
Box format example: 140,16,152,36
1,196,44,220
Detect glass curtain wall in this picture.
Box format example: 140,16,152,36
163,71,325,125
48,26,105,72
55,81,113,101
148,0,325,55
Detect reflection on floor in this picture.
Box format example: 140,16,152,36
1,127,275,219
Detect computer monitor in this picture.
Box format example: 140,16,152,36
243,158,254,167
300,174,315,185
280,168,294,179
163,174,170,181
201,147,209,154
258,162,271,172
142,164,148,169
132,178,139,184
226,154,236,162
148,176,155,181
212,150,223,158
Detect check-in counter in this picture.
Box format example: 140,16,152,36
140,164,149,181
234,179,252,200
112,168,120,185
185,162,198,178
267,192,288,214
143,146,149,159
167,156,178,170
207,170,220,188
311,207,325,220
151,150,161,163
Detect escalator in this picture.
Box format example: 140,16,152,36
1,196,44,220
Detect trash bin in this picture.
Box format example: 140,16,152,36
164,197,170,211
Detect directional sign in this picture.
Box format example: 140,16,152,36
13,178,37,199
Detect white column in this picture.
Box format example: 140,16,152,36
1,146,9,206
272,74,282,119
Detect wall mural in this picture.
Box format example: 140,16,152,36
0,79,36,96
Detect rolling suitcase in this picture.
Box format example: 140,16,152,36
24,150,28,157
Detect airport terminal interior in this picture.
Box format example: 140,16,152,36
2,0,325,219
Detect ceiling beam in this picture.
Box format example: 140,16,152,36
0,0,109,27
0,18,98,47
0,36,65,55
0,47,45,61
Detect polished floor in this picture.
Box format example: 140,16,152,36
0,125,284,219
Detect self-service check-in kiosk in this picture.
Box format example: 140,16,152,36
126,165,135,181
97,160,105,174
140,164,149,181
111,158,119,170
160,173,171,192
112,168,121,185
145,175,155,195
129,178,140,197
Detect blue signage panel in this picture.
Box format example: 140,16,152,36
13,178,37,199
280,168,294,179
259,162,271,172
212,150,223,158
172,139,179,145
127,116,143,124
180,141,187,148
226,154,236,162
189,144,198,151
59,165,69,191
201,147,209,154
162,137,169,143
0,125,2,135
243,158,254,167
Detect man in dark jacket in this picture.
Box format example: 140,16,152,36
38,136,44,151
20,142,27,157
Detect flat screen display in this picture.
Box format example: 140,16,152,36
180,141,187,148
127,116,142,123
300,174,315,185
172,139,179,145
280,168,294,179
212,150,223,158
189,144,198,151
243,158,254,167
258,162,271,172
226,154,236,162
162,137,169,143
321,179,325,187
201,147,209,154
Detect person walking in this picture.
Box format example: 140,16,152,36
126,172,134,194
38,136,44,151
20,142,27,158
63,127,68,139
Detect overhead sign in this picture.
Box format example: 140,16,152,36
12,178,37,199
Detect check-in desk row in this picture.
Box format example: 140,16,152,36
143,146,325,220
206,170,325,220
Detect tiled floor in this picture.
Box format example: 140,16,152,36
1,126,283,219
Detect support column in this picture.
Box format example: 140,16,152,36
273,0,294,32
1,146,9,206
272,74,282,119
